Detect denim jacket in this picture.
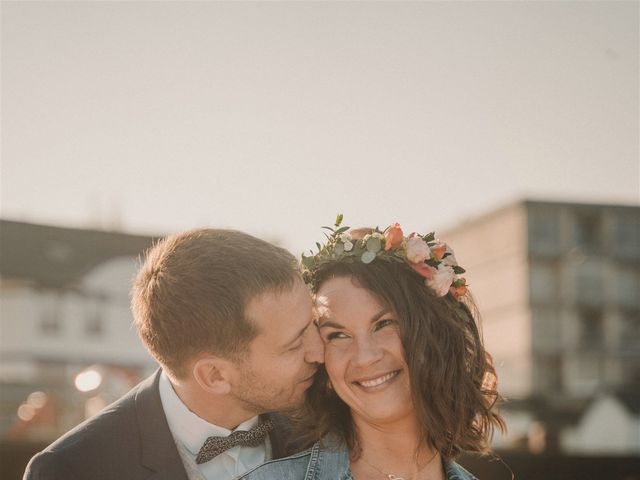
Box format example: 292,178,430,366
238,439,478,480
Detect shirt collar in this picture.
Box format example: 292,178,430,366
158,370,260,457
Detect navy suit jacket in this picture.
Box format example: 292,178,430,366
23,370,291,480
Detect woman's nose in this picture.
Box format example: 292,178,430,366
352,336,384,367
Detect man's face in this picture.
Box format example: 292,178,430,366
229,279,324,414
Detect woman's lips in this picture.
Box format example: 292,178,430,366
353,370,401,389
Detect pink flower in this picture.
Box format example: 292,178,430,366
409,261,436,280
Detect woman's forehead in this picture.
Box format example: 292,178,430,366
315,278,386,320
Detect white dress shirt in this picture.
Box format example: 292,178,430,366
158,371,270,480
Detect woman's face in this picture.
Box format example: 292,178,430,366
316,276,414,426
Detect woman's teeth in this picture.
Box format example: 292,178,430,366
357,371,399,388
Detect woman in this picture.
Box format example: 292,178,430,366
241,216,505,480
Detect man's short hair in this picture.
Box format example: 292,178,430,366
131,228,299,379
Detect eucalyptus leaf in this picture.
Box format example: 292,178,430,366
361,251,376,264
366,237,382,253
333,243,345,256
453,266,466,274
335,226,350,235
302,256,315,269
423,232,435,242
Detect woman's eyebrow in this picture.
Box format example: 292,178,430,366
318,307,392,330
370,307,392,324
318,320,344,330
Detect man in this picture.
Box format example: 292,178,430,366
24,228,324,480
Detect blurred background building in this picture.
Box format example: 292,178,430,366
0,220,157,443
442,199,640,455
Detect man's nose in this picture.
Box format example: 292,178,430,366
303,324,325,364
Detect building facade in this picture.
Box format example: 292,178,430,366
442,200,640,453
0,220,158,441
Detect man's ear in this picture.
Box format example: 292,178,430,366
192,356,234,395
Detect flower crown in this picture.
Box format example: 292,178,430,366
301,214,468,299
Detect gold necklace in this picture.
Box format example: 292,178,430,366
358,450,439,480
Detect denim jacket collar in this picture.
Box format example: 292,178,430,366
306,440,351,480
305,439,477,480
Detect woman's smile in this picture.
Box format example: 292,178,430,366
353,369,401,390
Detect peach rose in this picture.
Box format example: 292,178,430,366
449,278,468,299
430,242,447,261
384,223,404,251
449,285,468,299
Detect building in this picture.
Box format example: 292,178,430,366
0,220,158,440
441,200,640,453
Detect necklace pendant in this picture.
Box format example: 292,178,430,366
388,475,405,480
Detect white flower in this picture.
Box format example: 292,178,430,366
441,246,458,266
338,232,354,252
405,237,431,263
426,264,455,297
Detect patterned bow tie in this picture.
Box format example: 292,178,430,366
195,419,274,465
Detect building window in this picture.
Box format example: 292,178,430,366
530,262,558,303
579,308,603,350
620,309,640,352
613,215,640,259
85,310,104,337
40,309,60,335
616,268,640,308
538,354,563,390
575,354,602,390
573,262,603,306
529,210,560,256
624,363,640,387
574,212,602,252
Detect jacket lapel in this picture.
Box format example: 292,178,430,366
135,369,190,480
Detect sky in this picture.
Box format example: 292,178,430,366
2,1,638,255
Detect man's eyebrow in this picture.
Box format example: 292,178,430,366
318,308,392,330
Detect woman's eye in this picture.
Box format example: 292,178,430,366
325,331,348,341
374,319,395,331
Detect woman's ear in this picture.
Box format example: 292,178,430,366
192,356,233,395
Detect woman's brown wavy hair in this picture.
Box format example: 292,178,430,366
293,245,505,461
